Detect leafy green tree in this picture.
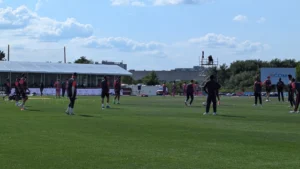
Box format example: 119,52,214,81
142,71,159,85
296,63,300,82
74,56,94,64
122,76,135,84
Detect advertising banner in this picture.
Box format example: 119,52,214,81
260,68,296,85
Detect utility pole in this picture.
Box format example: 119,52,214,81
64,46,66,63
7,44,10,61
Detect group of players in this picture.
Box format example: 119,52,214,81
253,74,300,113
3,72,299,115
2,72,122,114
2,74,29,110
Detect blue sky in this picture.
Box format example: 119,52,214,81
0,0,299,70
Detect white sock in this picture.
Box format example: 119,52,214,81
70,108,73,114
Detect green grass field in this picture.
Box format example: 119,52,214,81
1,96,300,169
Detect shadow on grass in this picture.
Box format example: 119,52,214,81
219,114,246,118
27,109,41,112
79,115,94,118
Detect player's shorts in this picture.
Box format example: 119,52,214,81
56,89,61,93
21,92,28,99
115,90,120,95
266,88,271,93
101,92,109,98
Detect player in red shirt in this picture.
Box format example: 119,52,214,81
19,74,30,111
290,78,298,113
114,76,121,104
54,79,61,98
263,76,272,102
162,83,167,96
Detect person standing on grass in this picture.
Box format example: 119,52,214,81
19,74,30,111
162,83,167,96
66,73,77,115
114,76,121,104
288,74,295,108
292,81,300,113
172,81,176,97
185,80,194,106
263,76,272,102
61,79,66,97
14,77,21,106
183,82,187,96
203,75,221,116
276,78,285,102
3,78,11,101
253,77,263,107
54,79,61,98
101,76,110,109
289,78,297,113
40,81,44,96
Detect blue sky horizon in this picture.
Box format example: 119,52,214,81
0,0,299,70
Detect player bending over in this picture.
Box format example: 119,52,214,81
101,76,110,109
66,73,77,115
114,76,121,104
203,75,221,116
185,80,194,106
3,78,11,101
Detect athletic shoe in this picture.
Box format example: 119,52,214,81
185,101,188,106
106,105,110,108
253,104,257,107
213,112,217,116
289,111,295,114
203,112,209,115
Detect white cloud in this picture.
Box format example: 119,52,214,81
71,36,165,52
257,17,266,23
0,0,3,4
189,33,269,54
110,0,213,6
153,0,213,6
35,0,48,11
233,15,247,22
0,6,93,41
110,0,146,6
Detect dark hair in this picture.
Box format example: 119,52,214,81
288,74,292,78
210,75,215,80
73,72,77,76
292,78,296,82
191,80,194,83
279,78,281,81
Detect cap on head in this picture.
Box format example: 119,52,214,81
73,72,77,77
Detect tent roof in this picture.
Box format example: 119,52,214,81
0,61,132,76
